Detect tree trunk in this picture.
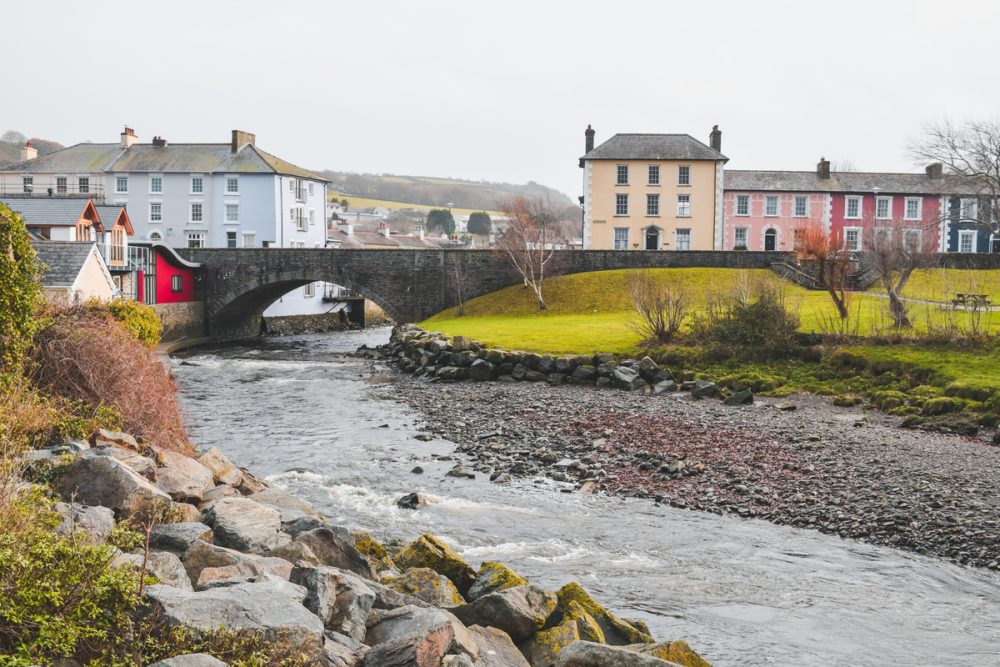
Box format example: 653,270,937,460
888,291,911,328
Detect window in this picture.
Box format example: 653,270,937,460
646,194,659,216
191,176,203,194
115,176,128,193
242,232,256,248
304,283,315,298
309,209,315,225
793,228,806,249
190,202,203,222
675,228,691,250
78,177,90,194
678,165,690,186
149,202,162,222
225,176,239,193
22,176,32,193
905,197,922,220
734,227,748,248
186,232,205,248
794,196,807,217
171,275,183,292
765,195,779,217
226,231,238,248
225,204,239,222
308,182,314,195
292,208,306,231
648,165,660,185
677,194,691,217
616,165,629,185
56,177,67,194
289,179,296,192
845,196,861,219
149,231,162,242
613,227,629,250
959,230,976,254
615,193,629,216
904,229,922,252
736,194,749,216
844,227,861,251
150,175,163,193
876,196,892,220
961,198,978,221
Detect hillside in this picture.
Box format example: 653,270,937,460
0,136,65,166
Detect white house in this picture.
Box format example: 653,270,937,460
32,241,117,305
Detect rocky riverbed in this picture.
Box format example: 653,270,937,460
383,354,1000,572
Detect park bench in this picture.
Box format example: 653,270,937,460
952,293,993,309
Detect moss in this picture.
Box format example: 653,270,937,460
386,567,464,606
870,390,908,411
521,619,580,667
638,640,713,667
394,533,476,597
922,396,965,415
562,600,605,644
717,372,787,393
352,530,396,573
833,394,862,407
551,582,654,646
469,561,528,599
943,380,997,402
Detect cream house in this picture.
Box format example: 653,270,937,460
579,126,727,250
32,242,117,304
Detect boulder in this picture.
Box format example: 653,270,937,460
612,368,645,391
652,380,676,395
521,619,580,667
395,534,476,597
387,567,464,607
453,584,556,643
146,655,228,667
91,429,138,450
149,522,214,554
250,487,322,528
58,454,171,519
397,492,430,510
511,364,529,381
631,641,712,667
294,566,375,640
54,502,115,542
202,497,289,554
144,580,325,662
561,600,605,643
468,561,528,600
361,623,457,667
555,641,680,666
551,583,653,646
291,527,376,580
351,530,396,573
182,540,292,589
525,370,547,382
468,625,530,667
723,389,753,406
451,336,472,352
87,446,157,477
571,366,596,382
365,605,478,659
637,357,659,380
268,539,321,567
325,630,370,667
156,451,215,502
554,358,574,374
114,550,192,591
197,447,244,486
201,485,239,504
468,359,494,381
170,502,203,523
690,382,719,399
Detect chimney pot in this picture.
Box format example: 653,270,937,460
581,125,596,167
120,126,139,149
19,141,37,161
231,129,256,153
926,163,943,179
817,157,831,179
709,124,722,153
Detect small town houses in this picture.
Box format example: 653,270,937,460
580,125,997,253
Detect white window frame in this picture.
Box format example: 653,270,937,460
190,175,204,194
78,176,90,194
615,193,629,216
845,196,862,220
874,227,893,245
242,232,256,248
675,228,692,251
149,202,162,223
844,226,862,251
647,165,660,186
149,174,163,194
676,194,691,218
171,275,183,292
148,230,163,242
308,182,314,195
678,165,691,186
225,175,239,194
765,195,779,217
794,195,807,217
616,165,629,185
190,202,203,223
960,198,978,221
958,229,976,254
904,228,922,252
736,194,750,216
225,203,239,223
613,227,629,250
186,231,206,248
115,175,128,194
309,209,316,225
904,197,922,221
21,176,33,193
876,195,892,220
734,227,748,248
303,282,316,298
646,193,659,216
226,230,238,248
56,176,67,194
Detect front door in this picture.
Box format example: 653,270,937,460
645,228,659,250
764,229,777,251
992,238,1000,254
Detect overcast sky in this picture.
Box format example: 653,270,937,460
3,0,998,198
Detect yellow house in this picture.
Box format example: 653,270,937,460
579,126,727,250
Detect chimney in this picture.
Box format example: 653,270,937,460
926,163,943,179
152,136,167,147
338,221,354,237
120,126,138,149
231,129,256,153
580,125,596,168
709,125,722,152
378,221,391,238
817,157,831,179
19,141,37,161
414,224,424,240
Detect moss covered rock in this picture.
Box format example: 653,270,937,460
832,394,862,407
395,533,476,597
385,567,464,607
468,561,528,600
871,390,908,411
520,618,580,667
562,600,605,644
921,396,965,415
549,582,654,646
351,529,396,574
634,639,713,666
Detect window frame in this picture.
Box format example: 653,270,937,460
149,174,163,194
171,274,183,292
149,202,162,223
675,228,692,251
226,231,238,248
958,229,977,254
616,165,629,186
242,232,256,248
646,193,660,217
115,175,128,194
613,227,629,250
189,202,203,223
765,195,779,217
904,197,922,221
185,232,206,249
677,165,691,186
676,194,691,218
843,226,862,251
793,195,807,218
225,175,239,194
225,203,239,223
190,175,204,194
647,165,660,186
56,176,67,194
78,177,90,194
615,193,629,216
845,196,862,220
904,228,922,252
736,194,750,216
876,195,893,220
304,282,316,298
734,226,749,249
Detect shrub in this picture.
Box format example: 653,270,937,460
691,279,799,358
625,271,690,344
106,298,162,348
0,203,43,375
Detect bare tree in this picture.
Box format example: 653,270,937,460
797,224,853,319
494,197,559,310
450,253,470,316
910,118,1000,233
1,130,26,145
625,271,689,344
830,158,858,172
859,216,937,328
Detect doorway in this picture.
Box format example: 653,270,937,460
764,228,777,251
645,227,660,250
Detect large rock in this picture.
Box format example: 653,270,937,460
58,454,171,519
690,382,719,399
631,641,712,667
723,389,753,406
612,367,645,391
387,567,464,607
54,502,115,542
361,622,458,667
290,527,375,580
325,630,370,667
294,566,375,640
521,619,580,667
396,534,476,597
182,540,292,589
468,561,528,601
145,579,325,662
91,429,138,450
365,605,478,659
150,522,214,554
89,446,157,477
556,641,682,666
197,447,244,486
468,625,530,667
202,497,289,554
551,583,653,646
146,655,228,667
156,451,215,502
637,357,660,381
250,487,323,528
453,585,556,643
114,550,193,591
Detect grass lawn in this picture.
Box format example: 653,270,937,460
871,268,1000,304
327,191,499,218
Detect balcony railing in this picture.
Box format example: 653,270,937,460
0,181,106,199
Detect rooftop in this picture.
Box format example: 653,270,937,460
724,170,987,196
0,197,98,229
581,134,727,162
32,242,99,287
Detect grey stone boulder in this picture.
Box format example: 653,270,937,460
58,454,171,519
468,625,530,667
145,579,325,662
367,578,434,610
723,389,754,406
197,448,244,487
361,622,458,667
289,527,376,580
467,359,494,381
436,366,466,381
555,641,680,666
91,429,138,450
452,584,556,643
325,630,369,667
637,356,660,381
146,654,228,667
652,380,676,395
114,550,192,591
250,487,323,529
155,451,215,502
385,567,464,607
612,367,645,391
571,366,596,382
293,566,375,640
201,485,239,504
86,446,157,478
182,540,293,589
691,381,720,399
54,502,115,542
511,364,529,380
202,497,290,554
365,605,478,660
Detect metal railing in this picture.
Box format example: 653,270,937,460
0,181,106,199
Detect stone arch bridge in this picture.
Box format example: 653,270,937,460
177,248,790,341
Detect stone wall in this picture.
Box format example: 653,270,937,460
263,312,351,336
154,301,207,343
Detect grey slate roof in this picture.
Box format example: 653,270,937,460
31,242,98,287
581,134,727,162
94,204,126,226
0,197,91,227
724,170,986,196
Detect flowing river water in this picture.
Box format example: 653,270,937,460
171,329,1000,667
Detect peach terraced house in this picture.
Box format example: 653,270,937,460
579,126,728,251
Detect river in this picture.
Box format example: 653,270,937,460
171,328,1000,667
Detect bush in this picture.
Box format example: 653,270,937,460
626,271,690,344
106,298,162,348
691,279,799,358
0,204,43,375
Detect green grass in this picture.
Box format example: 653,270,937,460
327,191,499,217
871,268,1000,304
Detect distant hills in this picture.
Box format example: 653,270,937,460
0,134,64,166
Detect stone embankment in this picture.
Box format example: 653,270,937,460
370,325,1000,571
27,426,712,667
